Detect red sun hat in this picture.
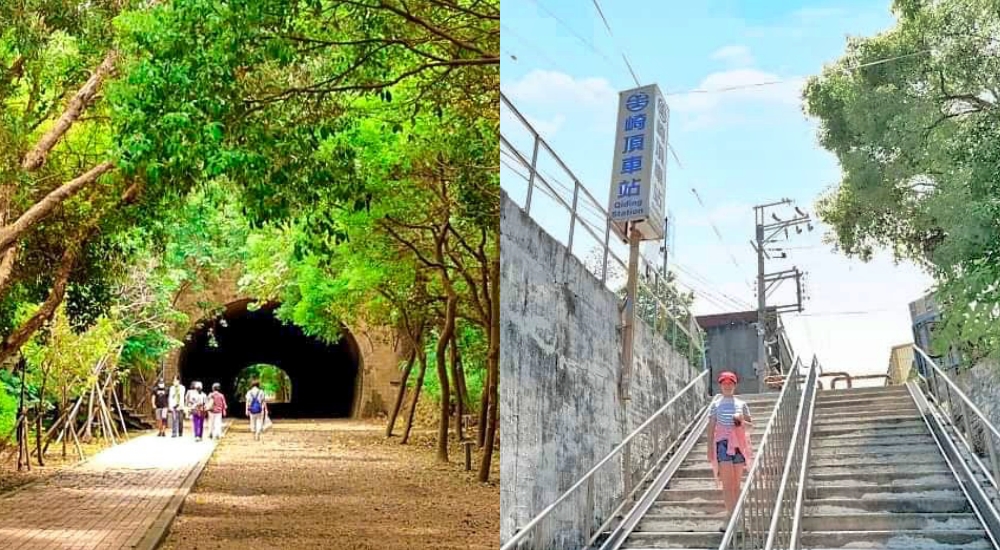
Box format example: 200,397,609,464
717,371,738,384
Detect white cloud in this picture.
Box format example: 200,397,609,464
670,69,803,115
504,70,617,107
711,45,754,67
524,114,566,139
665,69,805,130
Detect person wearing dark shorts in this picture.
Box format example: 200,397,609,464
707,371,753,529
151,381,169,437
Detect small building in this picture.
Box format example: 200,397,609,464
697,310,770,394
887,344,916,385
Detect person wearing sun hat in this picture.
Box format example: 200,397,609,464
707,370,753,529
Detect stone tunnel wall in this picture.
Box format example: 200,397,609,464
141,269,405,419
500,191,707,549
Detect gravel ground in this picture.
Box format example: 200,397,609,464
161,419,499,549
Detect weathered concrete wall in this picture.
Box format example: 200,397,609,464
500,191,706,549
956,360,1000,434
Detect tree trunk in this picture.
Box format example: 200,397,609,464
17,359,29,471
402,349,428,444
0,161,114,255
21,51,118,171
434,295,457,462
448,329,466,441
0,241,80,366
386,349,417,438
35,366,48,466
478,255,500,482
478,369,489,448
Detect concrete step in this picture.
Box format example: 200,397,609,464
810,453,945,469
805,494,971,513
645,502,726,516
801,512,979,531
664,478,720,490
636,515,728,532
657,488,725,502
800,529,989,549
816,393,914,406
811,423,928,438
812,414,922,428
673,465,717,478
809,470,954,485
807,481,958,500
816,397,916,414
816,386,910,399
815,401,917,419
811,434,931,448
810,442,940,458
621,531,722,548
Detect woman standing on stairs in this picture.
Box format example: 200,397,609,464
707,371,753,531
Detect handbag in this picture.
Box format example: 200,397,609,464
262,413,273,432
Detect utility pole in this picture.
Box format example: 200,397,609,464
752,200,813,383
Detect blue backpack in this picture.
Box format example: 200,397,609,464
249,391,263,414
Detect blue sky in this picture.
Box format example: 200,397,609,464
500,0,934,376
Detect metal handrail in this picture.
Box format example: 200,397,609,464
912,345,1000,491
786,356,821,550
719,357,804,550
908,365,1000,547
763,355,819,550
500,93,706,355
500,370,710,550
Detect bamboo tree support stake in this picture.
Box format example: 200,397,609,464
111,375,128,437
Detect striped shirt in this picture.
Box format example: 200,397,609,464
709,396,751,443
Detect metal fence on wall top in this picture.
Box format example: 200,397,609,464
500,91,704,357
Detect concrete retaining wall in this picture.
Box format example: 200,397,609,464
500,191,706,549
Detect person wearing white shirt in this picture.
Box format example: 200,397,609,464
168,377,187,437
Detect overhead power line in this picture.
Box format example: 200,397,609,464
589,0,641,86
664,49,933,97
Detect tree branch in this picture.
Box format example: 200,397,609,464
247,56,496,106
0,242,80,367
380,218,447,269
425,0,499,21
21,50,118,171
0,246,18,299
0,161,115,254
359,0,491,56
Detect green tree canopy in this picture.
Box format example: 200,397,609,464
803,0,1000,360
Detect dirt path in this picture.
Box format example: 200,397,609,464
160,419,499,549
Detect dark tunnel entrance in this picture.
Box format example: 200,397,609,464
177,300,360,418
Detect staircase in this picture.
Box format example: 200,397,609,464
619,392,780,549
800,385,992,550
117,404,155,431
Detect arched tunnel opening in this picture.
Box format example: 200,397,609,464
178,300,360,418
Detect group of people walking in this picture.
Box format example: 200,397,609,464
151,377,270,441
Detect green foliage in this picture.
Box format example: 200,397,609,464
803,0,1000,361
234,363,292,403
0,382,15,441
411,323,487,408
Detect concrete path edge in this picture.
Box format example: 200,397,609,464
135,421,233,550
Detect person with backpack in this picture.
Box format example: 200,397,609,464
150,380,169,437
207,383,227,439
186,381,208,441
245,380,268,441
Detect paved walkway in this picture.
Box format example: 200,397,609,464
0,427,227,549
